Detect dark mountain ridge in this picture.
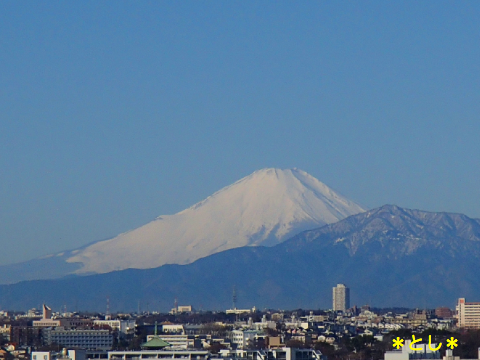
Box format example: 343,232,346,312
1,205,479,311
285,204,480,255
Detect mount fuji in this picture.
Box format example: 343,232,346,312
3,204,480,310
0,168,365,284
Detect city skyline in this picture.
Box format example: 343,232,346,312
1,2,480,359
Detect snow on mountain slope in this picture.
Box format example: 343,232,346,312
66,168,365,274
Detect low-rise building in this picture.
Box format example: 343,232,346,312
147,334,204,349
162,324,184,334
33,320,65,328
93,320,136,335
252,315,277,331
108,350,210,360
226,307,257,315
435,307,453,319
170,306,193,314
271,313,284,322
442,349,480,360
32,349,86,360
230,330,258,349
384,340,440,360
43,328,113,350
220,347,323,360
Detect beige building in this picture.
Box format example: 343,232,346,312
33,304,62,327
32,304,94,328
456,298,480,329
170,305,193,314
333,284,350,312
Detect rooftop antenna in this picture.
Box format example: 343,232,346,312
233,285,237,310
106,296,111,319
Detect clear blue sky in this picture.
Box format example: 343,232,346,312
1,1,480,265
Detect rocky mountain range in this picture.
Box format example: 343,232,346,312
1,204,479,311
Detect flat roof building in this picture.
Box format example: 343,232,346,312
43,328,113,351
108,350,210,360
456,298,480,329
384,340,441,360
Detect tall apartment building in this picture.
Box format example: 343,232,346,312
456,298,480,329
333,284,350,312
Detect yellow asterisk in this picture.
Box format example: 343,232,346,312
393,337,404,349
446,337,458,349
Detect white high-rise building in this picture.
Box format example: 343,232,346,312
333,284,350,312
456,298,480,329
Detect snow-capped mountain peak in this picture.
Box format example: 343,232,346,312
64,168,364,275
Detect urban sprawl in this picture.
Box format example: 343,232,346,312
1,285,479,360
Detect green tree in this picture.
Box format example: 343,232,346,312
314,341,336,358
